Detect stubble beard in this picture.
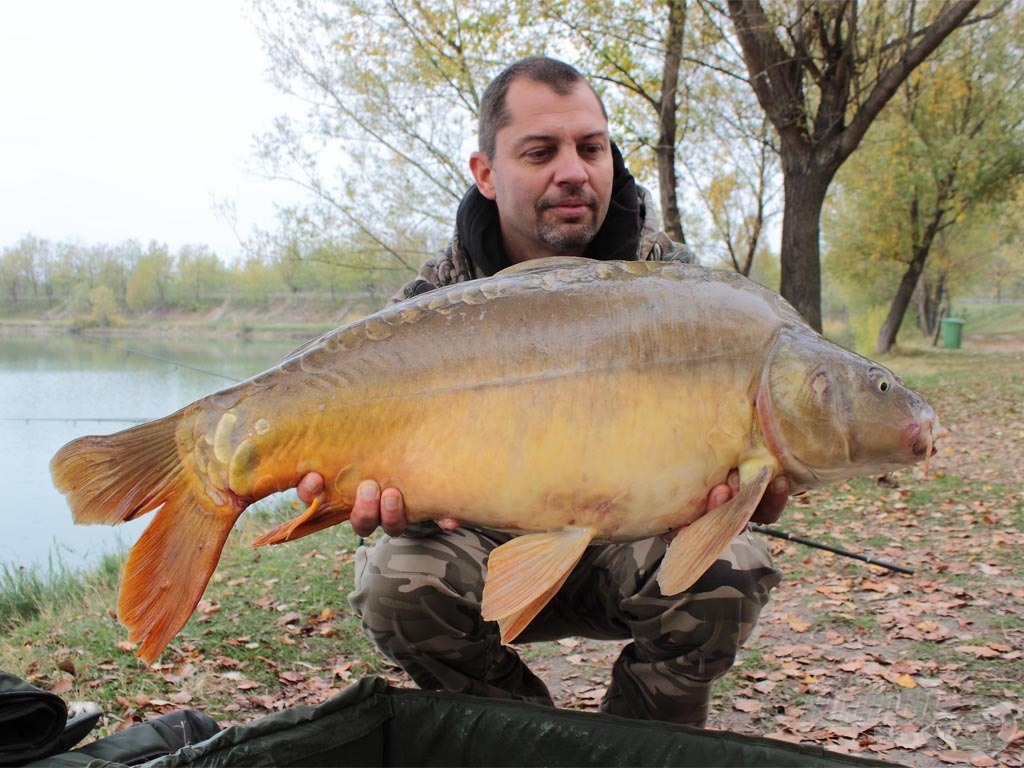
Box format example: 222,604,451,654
538,220,598,254
536,189,600,254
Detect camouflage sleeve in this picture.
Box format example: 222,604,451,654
636,185,699,265
388,233,481,304
388,254,444,304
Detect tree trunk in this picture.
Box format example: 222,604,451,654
657,0,687,244
876,248,928,354
778,166,831,331
915,272,946,337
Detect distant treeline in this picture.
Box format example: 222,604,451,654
0,235,415,325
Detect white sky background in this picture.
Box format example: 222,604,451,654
0,1,297,262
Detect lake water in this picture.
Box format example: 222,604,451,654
0,331,307,571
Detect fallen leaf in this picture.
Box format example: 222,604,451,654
785,615,811,632
196,600,221,616
733,698,762,714
954,645,1001,659
893,729,930,750
169,690,193,704
936,752,983,765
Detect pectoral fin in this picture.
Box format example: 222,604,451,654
659,464,774,595
481,527,594,644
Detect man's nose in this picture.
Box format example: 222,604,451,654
552,148,588,186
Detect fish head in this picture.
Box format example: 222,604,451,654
757,329,939,489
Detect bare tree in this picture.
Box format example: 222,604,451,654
724,0,991,330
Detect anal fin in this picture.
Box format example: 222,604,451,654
253,495,351,547
659,464,774,595
481,527,594,644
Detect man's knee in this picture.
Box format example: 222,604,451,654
349,527,493,646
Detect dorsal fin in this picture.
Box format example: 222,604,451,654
495,256,595,277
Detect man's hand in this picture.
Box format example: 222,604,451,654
666,471,790,541
295,473,459,538
751,474,790,525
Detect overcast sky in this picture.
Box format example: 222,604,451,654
0,1,298,262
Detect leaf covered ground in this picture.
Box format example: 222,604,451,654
4,340,1022,767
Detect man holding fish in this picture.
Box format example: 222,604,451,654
297,57,790,726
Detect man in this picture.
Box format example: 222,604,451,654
298,56,788,726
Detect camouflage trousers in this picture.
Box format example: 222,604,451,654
349,524,780,726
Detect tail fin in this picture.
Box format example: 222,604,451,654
50,414,183,525
50,414,241,664
121,495,240,664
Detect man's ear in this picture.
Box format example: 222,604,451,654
469,151,497,200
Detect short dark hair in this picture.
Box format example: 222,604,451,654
477,56,608,157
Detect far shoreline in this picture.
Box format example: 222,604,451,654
0,316,344,343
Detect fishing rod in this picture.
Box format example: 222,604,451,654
1,417,148,424
749,523,915,575
74,334,242,383
5,337,245,424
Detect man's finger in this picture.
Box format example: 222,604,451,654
297,472,325,504
379,488,406,537
707,483,733,512
350,479,382,537
752,476,789,525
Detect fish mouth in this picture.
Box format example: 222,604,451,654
907,416,944,458
907,415,946,478
906,424,928,457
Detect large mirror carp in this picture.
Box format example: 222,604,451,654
52,258,939,663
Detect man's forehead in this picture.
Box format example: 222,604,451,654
500,79,608,139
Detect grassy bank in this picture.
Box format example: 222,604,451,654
1,501,387,728
3,339,1022,766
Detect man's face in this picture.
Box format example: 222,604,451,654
470,78,614,264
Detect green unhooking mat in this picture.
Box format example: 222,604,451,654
2,669,218,768
53,676,898,768
0,671,69,764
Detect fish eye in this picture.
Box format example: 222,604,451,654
870,370,892,394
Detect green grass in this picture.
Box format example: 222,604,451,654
956,300,1024,335
0,552,122,629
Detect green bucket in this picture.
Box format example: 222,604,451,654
940,317,965,349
